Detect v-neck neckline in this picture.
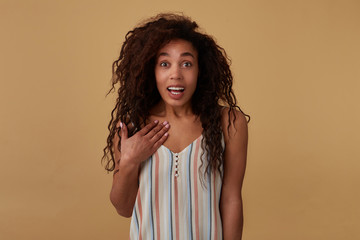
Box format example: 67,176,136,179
160,134,203,154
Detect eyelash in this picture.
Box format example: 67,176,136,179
159,61,192,67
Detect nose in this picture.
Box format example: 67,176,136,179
170,65,182,80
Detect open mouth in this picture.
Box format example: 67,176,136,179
167,87,184,95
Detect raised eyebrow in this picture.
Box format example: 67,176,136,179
181,52,195,58
158,52,169,57
157,52,195,58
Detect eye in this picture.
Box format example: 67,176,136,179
182,62,192,67
159,62,169,67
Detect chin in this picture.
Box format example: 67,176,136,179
164,99,191,108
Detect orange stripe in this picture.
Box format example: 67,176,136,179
213,168,217,240
155,152,161,240
137,185,143,240
193,139,200,240
174,177,179,240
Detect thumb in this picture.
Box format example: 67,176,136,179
120,122,128,141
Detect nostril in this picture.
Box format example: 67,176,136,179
170,74,182,80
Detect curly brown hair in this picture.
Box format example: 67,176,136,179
102,13,249,178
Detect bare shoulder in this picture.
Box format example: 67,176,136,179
221,107,248,144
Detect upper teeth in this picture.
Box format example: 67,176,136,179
168,87,184,90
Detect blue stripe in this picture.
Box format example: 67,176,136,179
133,207,139,237
186,143,194,240
168,149,173,240
149,157,154,240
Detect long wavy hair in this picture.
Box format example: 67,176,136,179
102,13,249,179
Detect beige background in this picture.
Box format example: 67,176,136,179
1,0,359,239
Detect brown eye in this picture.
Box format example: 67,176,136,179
160,62,169,67
183,62,192,67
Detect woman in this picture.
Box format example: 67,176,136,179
102,13,249,240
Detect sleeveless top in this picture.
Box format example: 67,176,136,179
129,134,223,240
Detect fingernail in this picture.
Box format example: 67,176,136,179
154,120,159,124
164,132,169,136
163,121,168,125
120,122,123,128
165,124,170,128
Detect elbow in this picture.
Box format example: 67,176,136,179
110,192,133,218
115,208,133,218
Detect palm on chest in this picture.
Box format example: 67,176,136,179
149,116,202,154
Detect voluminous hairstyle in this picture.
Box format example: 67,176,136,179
102,13,249,179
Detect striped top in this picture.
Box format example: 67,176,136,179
129,134,223,240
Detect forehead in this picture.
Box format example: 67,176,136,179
157,39,198,58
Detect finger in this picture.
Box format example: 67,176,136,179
112,121,121,144
147,121,168,139
120,122,128,141
153,132,169,149
150,122,170,142
138,120,159,136
113,122,122,159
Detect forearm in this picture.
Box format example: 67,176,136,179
110,161,140,217
221,199,244,240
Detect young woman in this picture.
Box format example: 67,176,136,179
102,13,249,240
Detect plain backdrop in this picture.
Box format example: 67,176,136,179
1,0,359,239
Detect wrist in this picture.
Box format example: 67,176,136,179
119,156,141,170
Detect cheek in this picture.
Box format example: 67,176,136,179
155,76,166,94
189,74,198,90
154,67,163,82
154,71,162,85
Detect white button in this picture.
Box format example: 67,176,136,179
175,173,179,177
175,162,178,166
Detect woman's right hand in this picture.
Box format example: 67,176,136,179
110,120,169,217
115,120,170,166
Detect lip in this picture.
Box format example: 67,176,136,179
167,85,185,100
167,84,185,88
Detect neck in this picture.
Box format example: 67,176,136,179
151,100,194,118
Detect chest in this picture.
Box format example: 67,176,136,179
149,116,203,153
141,134,204,181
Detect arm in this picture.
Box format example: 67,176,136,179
220,109,248,239
110,120,170,217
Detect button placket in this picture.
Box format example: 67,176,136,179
174,153,179,177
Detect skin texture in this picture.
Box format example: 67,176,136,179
155,39,199,111
220,109,248,239
152,39,203,152
110,39,248,239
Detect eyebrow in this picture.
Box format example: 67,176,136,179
158,52,195,58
